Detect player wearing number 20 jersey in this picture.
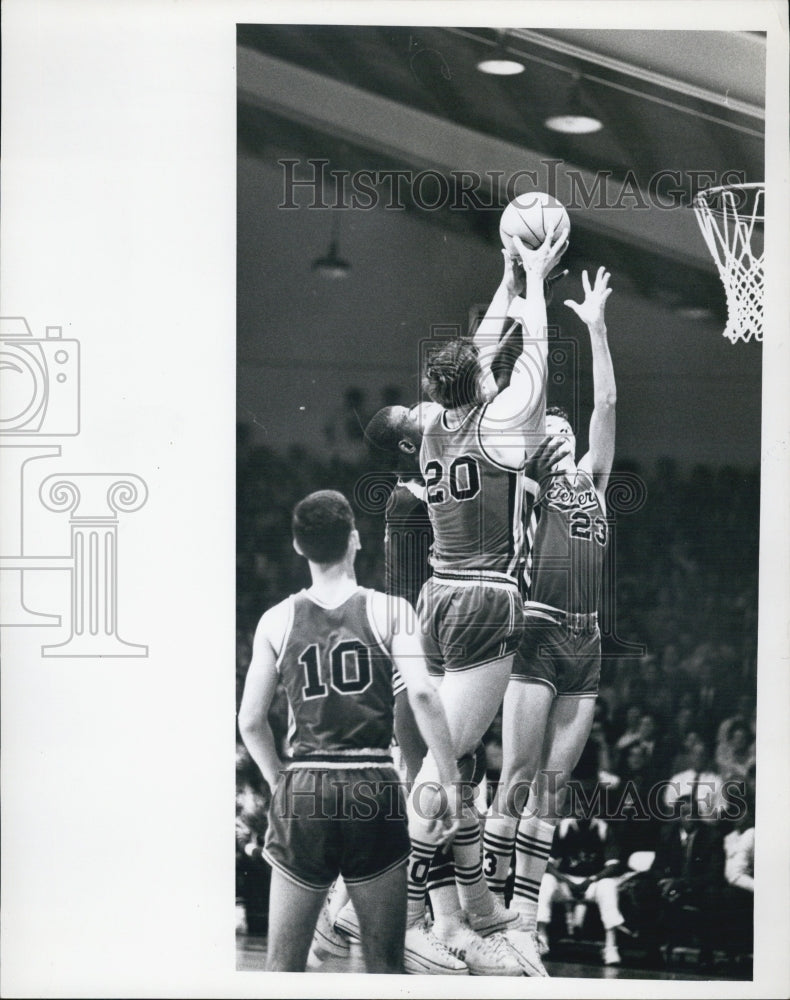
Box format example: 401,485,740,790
421,405,531,582
417,402,539,672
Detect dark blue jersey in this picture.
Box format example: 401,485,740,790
275,588,395,763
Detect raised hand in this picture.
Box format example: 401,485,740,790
512,222,570,281
564,266,612,329
524,434,572,485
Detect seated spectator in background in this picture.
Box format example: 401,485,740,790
716,719,756,783
637,657,674,726
662,706,701,772
649,793,727,967
616,711,666,783
669,730,707,776
719,761,755,962
664,737,725,823
717,694,756,747
236,745,272,935
613,742,662,857
536,783,628,967
614,704,643,756
693,656,740,741
573,701,618,788
618,655,673,728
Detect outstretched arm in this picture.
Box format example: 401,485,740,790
567,267,616,486
473,252,525,400
482,225,569,467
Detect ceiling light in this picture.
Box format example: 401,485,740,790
544,73,603,134
477,57,525,76
312,215,350,279
476,31,524,75
545,113,602,134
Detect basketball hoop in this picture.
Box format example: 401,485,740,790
693,182,764,344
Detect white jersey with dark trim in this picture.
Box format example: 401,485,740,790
419,404,528,581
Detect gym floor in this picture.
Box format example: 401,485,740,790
236,932,752,981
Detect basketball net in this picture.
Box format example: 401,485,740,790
693,183,764,344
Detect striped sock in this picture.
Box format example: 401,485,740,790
406,835,437,927
426,844,458,920
452,815,495,916
482,812,518,899
512,815,555,928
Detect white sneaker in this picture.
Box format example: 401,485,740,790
465,898,520,937
602,943,621,966
468,905,549,977
403,923,469,975
309,898,351,962
334,900,361,943
536,928,550,957
435,918,523,976
501,926,550,977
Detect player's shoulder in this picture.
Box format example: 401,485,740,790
367,588,414,643
387,480,428,517
255,594,295,650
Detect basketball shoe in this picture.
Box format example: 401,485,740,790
467,903,549,977
433,915,523,976
308,897,351,963
333,900,361,943
403,922,468,975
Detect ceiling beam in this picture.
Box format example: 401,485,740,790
238,46,719,271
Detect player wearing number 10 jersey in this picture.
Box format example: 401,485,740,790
238,490,460,973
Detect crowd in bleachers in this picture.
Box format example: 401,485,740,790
235,422,758,971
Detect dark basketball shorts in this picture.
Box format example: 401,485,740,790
263,765,410,891
416,577,522,674
512,614,601,697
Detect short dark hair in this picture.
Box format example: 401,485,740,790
363,407,404,465
423,340,481,409
546,404,572,425
292,490,355,564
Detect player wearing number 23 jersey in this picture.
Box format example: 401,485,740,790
516,467,607,697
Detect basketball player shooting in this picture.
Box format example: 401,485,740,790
238,490,461,973
481,265,620,965
402,223,569,974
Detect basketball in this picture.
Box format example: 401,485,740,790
499,192,570,256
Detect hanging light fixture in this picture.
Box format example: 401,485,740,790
544,72,603,134
312,213,350,279
476,30,525,76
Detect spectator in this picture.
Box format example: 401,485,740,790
649,794,727,967
662,705,700,772
716,694,756,746
612,742,662,857
664,737,725,823
719,762,755,962
669,729,706,776
716,719,756,783
614,704,643,756
536,783,629,966
235,746,272,935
